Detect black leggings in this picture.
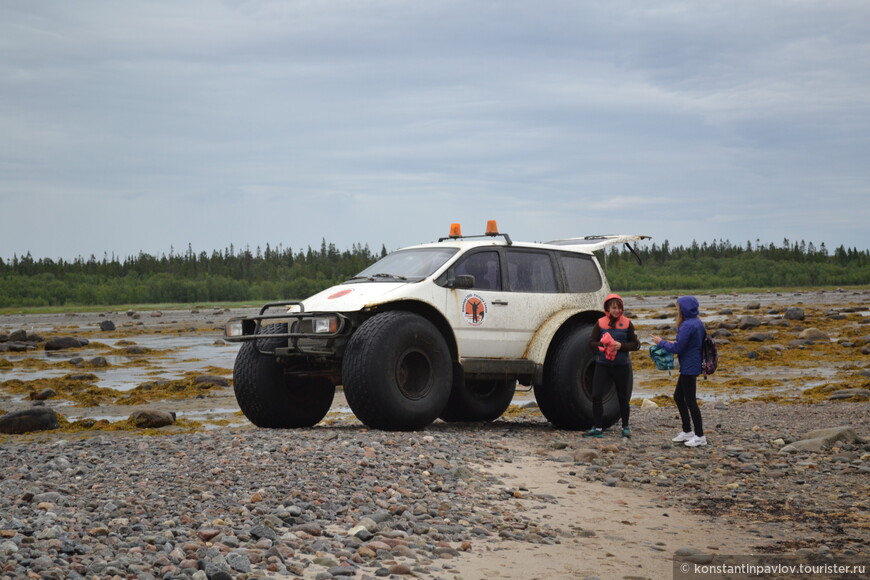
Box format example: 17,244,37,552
591,364,632,429
674,374,703,436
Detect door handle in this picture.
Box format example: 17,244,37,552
492,300,509,306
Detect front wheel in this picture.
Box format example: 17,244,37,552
233,324,336,428
342,311,452,431
439,378,516,423
534,325,630,430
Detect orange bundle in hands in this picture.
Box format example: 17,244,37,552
598,332,618,361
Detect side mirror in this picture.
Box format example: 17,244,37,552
447,274,475,289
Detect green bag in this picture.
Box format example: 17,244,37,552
648,344,674,372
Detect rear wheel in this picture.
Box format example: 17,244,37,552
233,324,336,428
342,311,451,431
534,325,630,430
439,378,515,422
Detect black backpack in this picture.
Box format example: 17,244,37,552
701,332,718,379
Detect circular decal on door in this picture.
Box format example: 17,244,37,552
462,293,487,326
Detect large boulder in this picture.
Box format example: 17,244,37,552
779,426,859,454
44,337,85,351
803,426,858,445
747,332,776,342
827,388,870,401
129,409,176,428
193,375,231,388
738,316,763,330
30,388,57,401
784,307,805,321
799,328,829,341
0,408,60,434
8,330,27,342
1,342,30,353
87,356,109,368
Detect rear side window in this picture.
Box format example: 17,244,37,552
506,250,558,293
560,253,602,293
454,251,502,290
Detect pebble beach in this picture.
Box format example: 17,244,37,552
1,290,869,579
1,400,868,579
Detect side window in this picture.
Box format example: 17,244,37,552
454,251,502,290
560,253,603,293
506,250,558,293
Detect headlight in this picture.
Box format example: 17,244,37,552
225,319,244,338
313,316,339,334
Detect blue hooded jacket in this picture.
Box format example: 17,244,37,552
659,296,705,376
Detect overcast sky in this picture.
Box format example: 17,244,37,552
2,1,869,263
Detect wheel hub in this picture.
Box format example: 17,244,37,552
396,349,433,400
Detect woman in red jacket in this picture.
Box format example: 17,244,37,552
583,294,639,438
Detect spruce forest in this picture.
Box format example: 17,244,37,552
0,238,868,308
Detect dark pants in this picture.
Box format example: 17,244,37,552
674,374,704,436
591,363,632,429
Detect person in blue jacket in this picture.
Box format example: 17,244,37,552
583,293,639,439
651,296,707,447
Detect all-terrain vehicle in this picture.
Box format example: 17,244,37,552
224,222,649,431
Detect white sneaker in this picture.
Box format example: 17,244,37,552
672,431,693,442
684,435,707,447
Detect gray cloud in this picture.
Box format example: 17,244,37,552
2,1,868,261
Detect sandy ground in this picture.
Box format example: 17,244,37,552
451,455,757,580
2,290,869,579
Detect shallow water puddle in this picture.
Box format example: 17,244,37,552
1,334,239,391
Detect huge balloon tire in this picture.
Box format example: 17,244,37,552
342,311,452,431
233,324,336,428
439,378,515,423
534,325,630,430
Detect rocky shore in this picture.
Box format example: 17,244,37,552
0,399,867,580
1,290,868,579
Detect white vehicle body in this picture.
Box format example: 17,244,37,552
300,236,641,374
225,228,649,431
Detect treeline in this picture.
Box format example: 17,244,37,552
0,241,386,308
605,238,870,290
0,238,867,308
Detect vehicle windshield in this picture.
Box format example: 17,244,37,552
349,248,458,282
